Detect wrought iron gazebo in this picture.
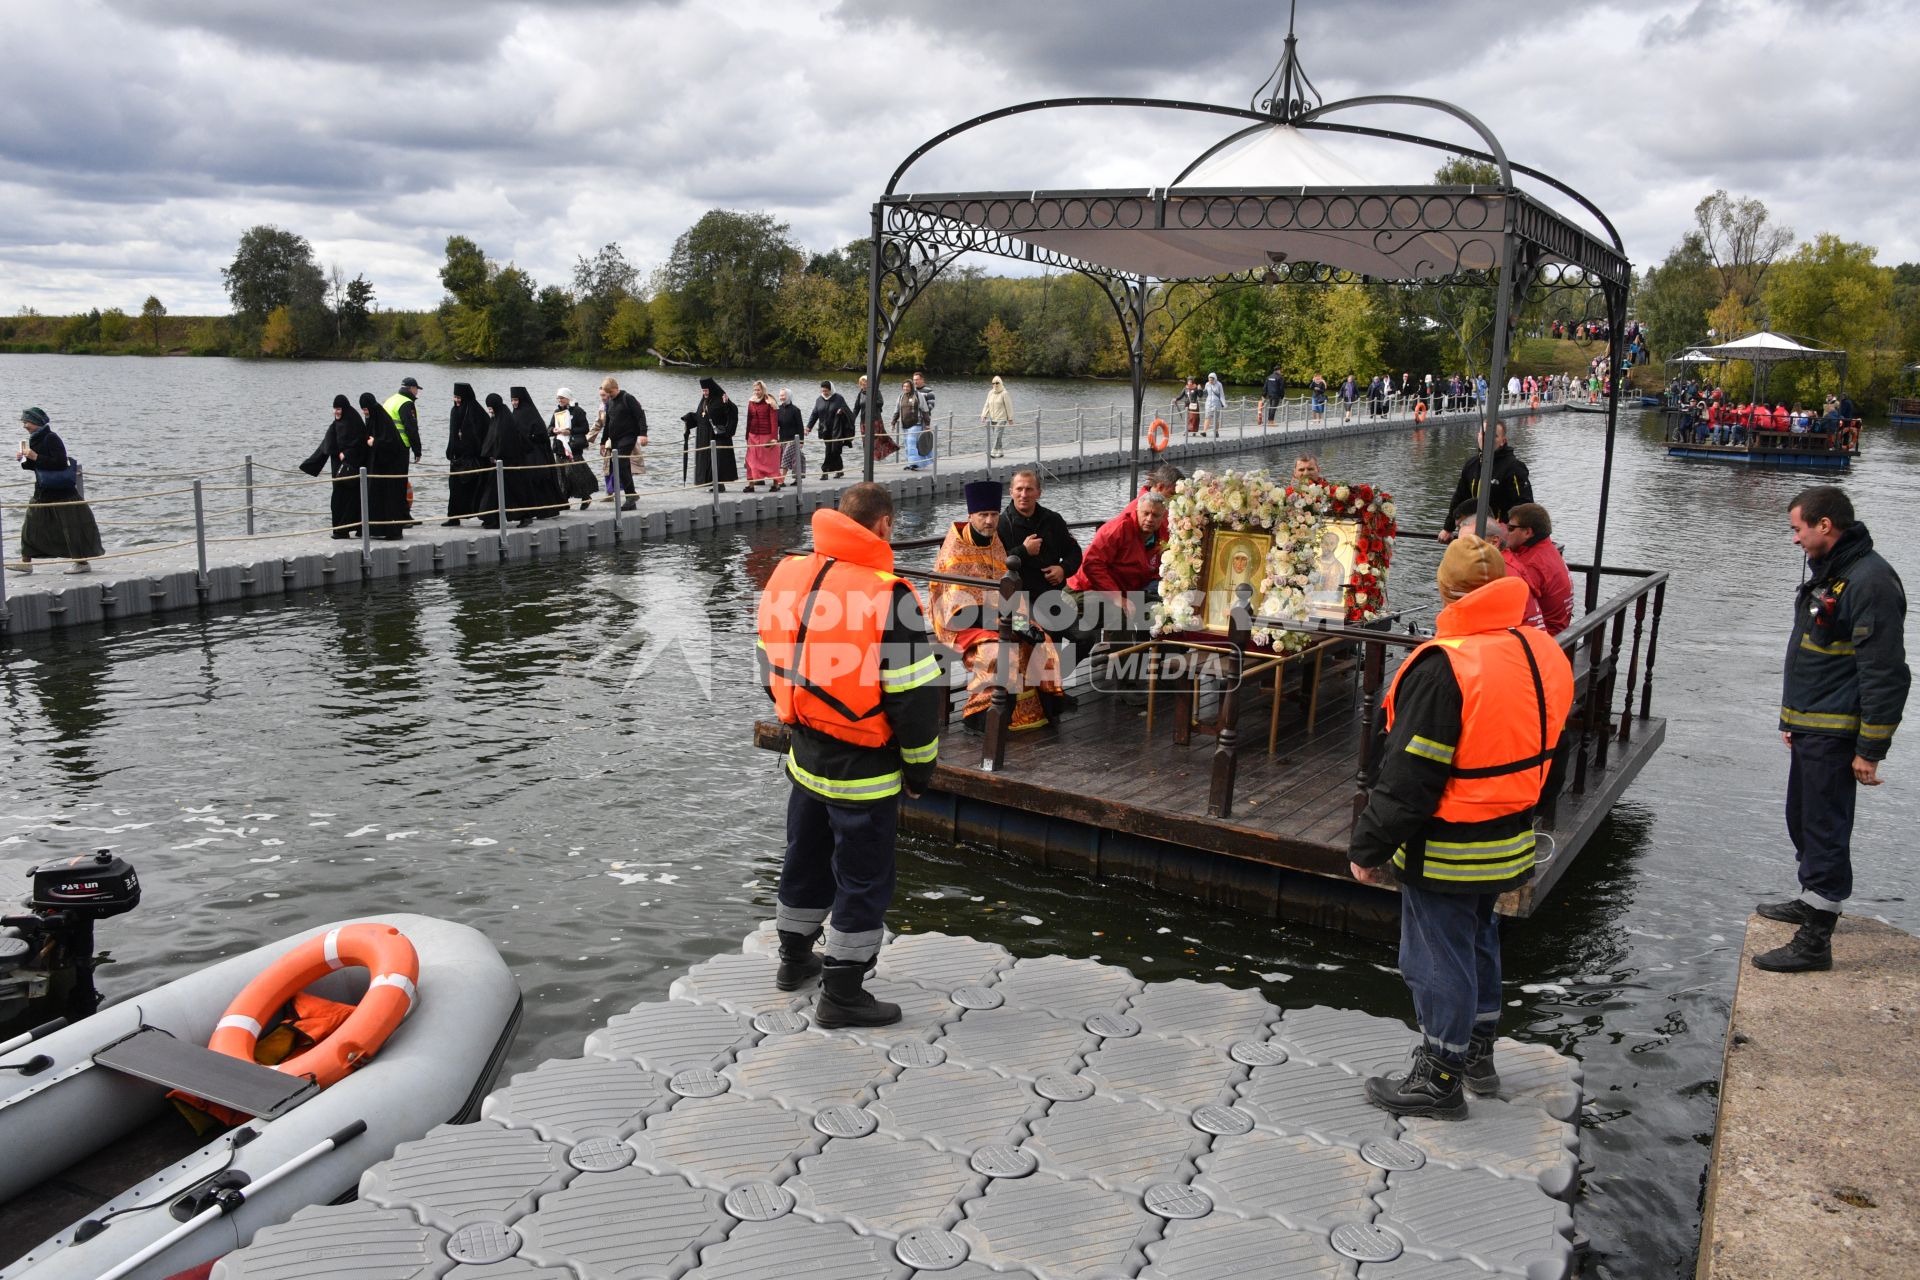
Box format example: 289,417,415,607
859,12,1635,607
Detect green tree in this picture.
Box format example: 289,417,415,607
1763,234,1897,400
660,210,803,363
440,235,490,305
1634,232,1719,354
602,294,652,355
537,285,573,343
97,307,131,345
140,295,167,349
222,225,327,322
981,315,1024,372
341,275,375,340
487,266,545,363
1312,282,1384,379
1694,190,1794,307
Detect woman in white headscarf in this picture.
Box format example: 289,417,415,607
981,375,1014,459
1203,373,1226,437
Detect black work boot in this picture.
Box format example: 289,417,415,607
1463,1029,1500,1096
1755,898,1820,925
1752,910,1837,972
774,929,822,992
1363,1047,1468,1120
814,959,901,1028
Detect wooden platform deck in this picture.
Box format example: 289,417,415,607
756,662,1665,935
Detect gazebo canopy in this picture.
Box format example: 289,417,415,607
1669,349,1720,364
1696,330,1846,365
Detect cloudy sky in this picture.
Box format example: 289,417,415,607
2,0,1913,315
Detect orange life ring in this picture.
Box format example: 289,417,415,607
1147,418,1170,452
1530,395,1541,410
1837,423,1859,451
210,923,419,1087
1414,401,1429,424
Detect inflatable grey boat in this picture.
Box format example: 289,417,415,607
0,912,520,1280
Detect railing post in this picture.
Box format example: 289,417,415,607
357,468,371,571
192,478,208,591
1109,405,1116,441
1077,409,1085,464
1207,586,1252,818
980,553,1022,772
493,461,507,554
709,439,719,514
1034,410,1042,469
243,454,256,535
1618,593,1648,744
0,497,10,629
74,460,86,500
1351,636,1388,825
1640,579,1665,720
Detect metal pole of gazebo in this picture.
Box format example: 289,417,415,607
1472,216,1519,540
861,204,884,484
1126,278,1147,495
1587,286,1626,611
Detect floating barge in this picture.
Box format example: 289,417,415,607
1660,408,1857,470
757,554,1667,937
219,927,1587,1280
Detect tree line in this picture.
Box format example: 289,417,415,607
1633,190,1920,408
7,177,1915,405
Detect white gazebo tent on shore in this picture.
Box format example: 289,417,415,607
1668,349,1719,365
1693,329,1848,400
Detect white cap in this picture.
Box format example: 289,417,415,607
555,387,573,400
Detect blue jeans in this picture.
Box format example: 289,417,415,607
1398,884,1502,1062
1786,731,1856,910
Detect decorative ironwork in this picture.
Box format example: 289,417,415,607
1251,0,1323,121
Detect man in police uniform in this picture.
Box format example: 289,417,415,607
383,376,424,523
1757,486,1909,972
1350,535,1573,1118
757,483,945,1026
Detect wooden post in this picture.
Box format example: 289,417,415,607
1640,578,1665,720
980,553,1022,773
1207,585,1252,818
1351,636,1388,826
1618,593,1648,744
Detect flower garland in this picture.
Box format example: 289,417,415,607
1152,468,1396,652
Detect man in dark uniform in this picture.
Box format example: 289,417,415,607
382,376,424,524
1350,536,1573,1118
598,377,648,510
1260,365,1287,427
757,483,946,1026
1757,486,1909,971
1439,421,1532,540
998,466,1081,639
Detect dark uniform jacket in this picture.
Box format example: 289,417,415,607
1781,522,1909,762
1443,444,1533,530
603,391,647,449
997,501,1082,604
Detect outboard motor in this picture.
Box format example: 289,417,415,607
0,850,140,1034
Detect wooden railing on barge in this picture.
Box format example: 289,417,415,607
896,531,1667,846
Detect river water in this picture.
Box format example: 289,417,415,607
4,356,1917,1277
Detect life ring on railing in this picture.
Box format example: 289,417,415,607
1147,418,1170,452
209,923,419,1087
1530,395,1540,410
1413,401,1429,424
1837,423,1859,452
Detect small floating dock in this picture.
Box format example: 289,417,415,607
1696,913,1920,1279
219,927,1587,1280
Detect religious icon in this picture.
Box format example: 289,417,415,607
1306,518,1362,619
1200,528,1273,633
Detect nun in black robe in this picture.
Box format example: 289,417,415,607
445,382,492,524
693,377,739,488
483,393,535,527
358,393,411,540
510,385,565,518
300,395,370,539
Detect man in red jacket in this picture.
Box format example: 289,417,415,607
1501,503,1574,635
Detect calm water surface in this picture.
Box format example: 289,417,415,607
4,357,1917,1278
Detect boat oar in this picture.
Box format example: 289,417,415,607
0,1017,66,1074
94,1120,368,1280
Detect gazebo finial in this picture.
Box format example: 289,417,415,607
1252,0,1322,122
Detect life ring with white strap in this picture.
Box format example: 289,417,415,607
209,922,419,1087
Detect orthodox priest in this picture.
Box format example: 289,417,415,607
444,382,491,526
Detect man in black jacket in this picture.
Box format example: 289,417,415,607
999,466,1082,638
808,380,854,479
597,377,648,510
1260,366,1286,427
1439,422,1533,539
1757,486,1910,972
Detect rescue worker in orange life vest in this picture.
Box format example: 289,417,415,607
1349,533,1572,1119
756,482,946,1027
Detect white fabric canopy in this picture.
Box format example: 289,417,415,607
1696,330,1844,363
1177,124,1373,188
1668,349,1719,364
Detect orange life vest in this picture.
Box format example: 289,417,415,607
1385,577,1575,826
759,509,922,750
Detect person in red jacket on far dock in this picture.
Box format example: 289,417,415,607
1500,503,1573,636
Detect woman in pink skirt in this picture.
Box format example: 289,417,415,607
742,380,783,491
